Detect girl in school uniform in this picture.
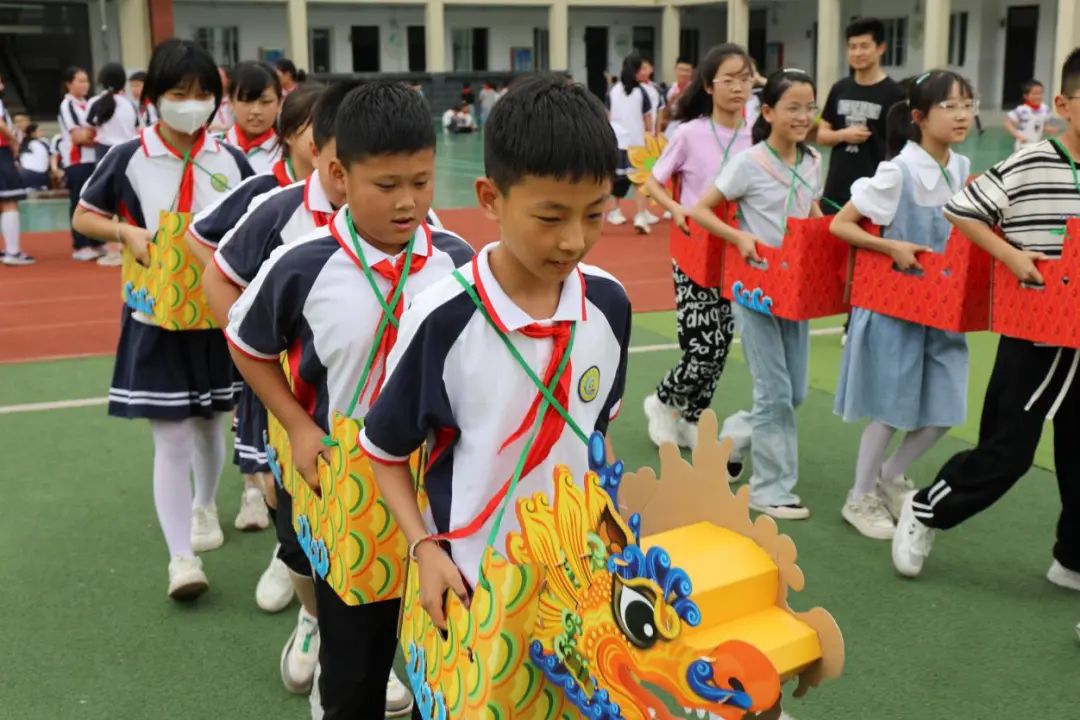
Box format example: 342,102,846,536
88,63,140,157
59,66,101,261
829,71,974,540
607,51,655,234
18,123,52,192
641,43,754,452
72,38,254,600
274,58,306,97
0,72,30,265
689,68,823,520
221,62,283,175
209,65,235,133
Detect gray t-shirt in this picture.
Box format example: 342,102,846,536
715,142,823,247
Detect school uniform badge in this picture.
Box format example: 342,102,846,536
578,365,600,402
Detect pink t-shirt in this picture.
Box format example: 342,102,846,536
650,117,753,208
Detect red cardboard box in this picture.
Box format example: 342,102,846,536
991,217,1080,348
669,175,736,287
721,216,849,321
850,225,991,332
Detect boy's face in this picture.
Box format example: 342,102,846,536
129,79,144,101
476,174,610,284
1054,85,1080,137
675,62,694,86
847,33,885,71
345,149,435,252
1025,85,1044,106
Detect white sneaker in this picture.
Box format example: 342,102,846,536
167,555,208,600
644,394,680,447
643,209,660,224
633,212,651,234
384,669,414,717
876,473,916,520
841,492,896,540
190,504,224,552
235,486,270,531
606,207,627,226
309,663,323,719
1,251,35,266
96,252,123,267
280,606,320,694
676,418,698,449
750,502,810,520
71,247,101,261
256,545,295,612
892,492,935,577
662,210,672,220
1047,560,1080,591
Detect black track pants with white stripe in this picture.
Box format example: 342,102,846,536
915,337,1080,571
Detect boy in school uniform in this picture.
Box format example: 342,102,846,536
892,49,1080,591
1004,79,1060,152
225,80,473,719
362,75,630,624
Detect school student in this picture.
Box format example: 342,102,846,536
817,18,906,212
607,51,654,234
640,44,754,454
274,58,306,97
18,123,51,193
662,55,695,137
830,71,975,540
87,62,140,157
364,74,630,648
689,69,823,520
59,65,101,261
210,65,235,132
221,62,283,175
129,70,159,128
72,38,254,600
1004,79,1059,151
892,50,1080,591
0,72,29,265
227,80,469,719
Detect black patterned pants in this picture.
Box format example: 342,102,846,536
656,261,735,422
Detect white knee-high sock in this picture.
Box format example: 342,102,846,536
852,421,896,498
881,426,948,481
1,210,20,255
191,413,227,508
149,419,196,558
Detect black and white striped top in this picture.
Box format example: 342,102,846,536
945,140,1080,257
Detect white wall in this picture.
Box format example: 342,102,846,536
173,1,290,64
443,6,549,72
755,0,817,73
307,4,425,73
567,7,664,85
679,5,727,64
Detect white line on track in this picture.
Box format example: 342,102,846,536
0,327,844,416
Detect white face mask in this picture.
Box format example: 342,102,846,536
158,97,215,135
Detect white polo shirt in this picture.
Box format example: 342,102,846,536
87,92,140,149
223,126,282,175
189,157,298,249
359,244,632,588
78,125,253,234
58,94,96,166
225,210,475,431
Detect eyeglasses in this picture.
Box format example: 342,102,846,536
936,100,980,117
779,104,820,118
712,76,755,89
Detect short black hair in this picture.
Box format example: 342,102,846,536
1021,79,1044,95
1062,48,1080,96
484,74,618,195
278,83,323,146
144,38,222,112
129,71,147,83
675,56,695,67
230,61,282,102
313,79,363,149
846,18,886,45
334,79,435,166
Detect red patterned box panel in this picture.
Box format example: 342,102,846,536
668,175,736,287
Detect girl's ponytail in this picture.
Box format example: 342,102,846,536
86,62,127,127
885,99,912,158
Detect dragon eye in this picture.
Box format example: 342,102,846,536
614,581,659,649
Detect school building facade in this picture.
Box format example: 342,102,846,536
3,0,1078,116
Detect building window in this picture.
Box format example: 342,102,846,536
309,28,331,74
351,26,379,72
194,27,238,67
881,17,907,67
452,28,488,71
533,27,550,71
948,11,968,66
679,28,700,65
407,25,426,72
632,25,655,62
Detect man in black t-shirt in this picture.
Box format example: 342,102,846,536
818,18,906,213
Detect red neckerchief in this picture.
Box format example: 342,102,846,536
1024,101,1043,112
231,126,276,154
365,243,429,403
304,174,333,227
271,158,293,187
156,126,207,213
